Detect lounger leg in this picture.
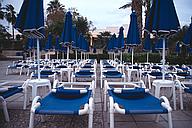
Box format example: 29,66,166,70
23,88,27,110
41,115,45,122
168,112,173,128
88,109,93,128
110,110,114,128
179,85,183,110
100,77,103,88
104,80,107,111
2,100,10,122
155,114,160,122
20,68,23,75
6,68,8,75
109,97,114,128
29,111,35,128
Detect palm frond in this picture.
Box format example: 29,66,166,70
119,2,132,9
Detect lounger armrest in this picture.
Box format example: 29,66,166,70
139,80,146,88
173,74,185,79
79,103,89,115
148,75,156,79
160,96,172,112
114,103,125,114
53,79,59,88
31,96,41,113
0,96,5,102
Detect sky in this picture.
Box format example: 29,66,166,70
1,0,192,30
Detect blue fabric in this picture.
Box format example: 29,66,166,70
14,0,45,38
151,66,161,70
35,90,91,115
133,66,141,69
107,34,117,52
117,26,124,50
126,11,141,46
82,65,93,68
77,34,83,51
149,72,162,76
183,21,192,46
53,87,88,99
175,42,181,54
32,70,55,78
71,26,78,49
108,90,168,114
155,38,168,50
184,87,192,94
103,65,115,69
176,72,190,76
55,36,60,51
145,0,180,35
143,34,152,51
111,88,145,99
75,70,94,78
26,38,34,50
9,64,22,69
40,70,55,75
103,71,123,78
61,11,72,45
45,33,52,50
0,85,23,99
149,72,171,79
56,65,67,68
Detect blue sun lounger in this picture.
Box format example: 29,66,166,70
0,81,27,122
105,81,173,128
29,81,94,128
174,80,192,110
30,70,57,81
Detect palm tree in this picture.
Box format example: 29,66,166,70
46,0,66,36
4,4,16,39
96,31,111,49
47,0,65,15
120,0,151,38
0,3,4,20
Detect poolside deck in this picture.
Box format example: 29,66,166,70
0,60,192,128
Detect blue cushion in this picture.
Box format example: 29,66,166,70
184,87,192,94
52,87,88,99
40,70,55,75
177,72,190,76
152,66,161,69
56,65,67,68
0,85,23,99
35,90,91,115
75,70,94,77
111,88,145,99
103,65,115,68
103,71,122,78
133,66,141,69
108,90,168,114
149,72,162,76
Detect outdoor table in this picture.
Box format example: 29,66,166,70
27,79,51,99
152,79,176,110
126,68,140,82
59,68,73,82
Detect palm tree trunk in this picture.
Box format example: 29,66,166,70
132,0,142,39
12,24,14,40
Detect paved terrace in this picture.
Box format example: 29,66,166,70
0,60,192,128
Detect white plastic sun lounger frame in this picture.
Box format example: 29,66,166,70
29,80,94,128
105,80,173,128
0,80,28,122
103,80,146,111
